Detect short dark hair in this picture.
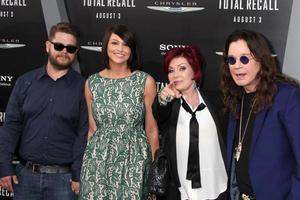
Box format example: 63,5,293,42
102,24,140,71
48,22,80,46
163,46,203,84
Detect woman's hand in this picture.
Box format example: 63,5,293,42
159,82,182,104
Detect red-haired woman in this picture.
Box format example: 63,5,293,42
153,46,228,200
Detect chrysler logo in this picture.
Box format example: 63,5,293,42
0,43,26,49
147,6,204,13
80,45,102,52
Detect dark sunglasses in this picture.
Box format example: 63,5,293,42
227,55,252,65
50,41,78,54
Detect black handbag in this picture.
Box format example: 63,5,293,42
148,134,169,196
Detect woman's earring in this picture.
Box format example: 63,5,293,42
193,81,197,90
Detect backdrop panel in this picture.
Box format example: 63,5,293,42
65,0,292,91
0,1,47,198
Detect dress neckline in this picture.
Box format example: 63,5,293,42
97,70,139,80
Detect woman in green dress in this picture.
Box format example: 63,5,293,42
79,24,159,200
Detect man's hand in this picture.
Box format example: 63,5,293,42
70,180,80,195
0,175,18,192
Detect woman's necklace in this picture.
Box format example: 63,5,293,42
235,93,256,162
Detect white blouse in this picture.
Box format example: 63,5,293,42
176,91,227,200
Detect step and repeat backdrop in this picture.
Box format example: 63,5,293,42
0,0,295,198
65,0,293,91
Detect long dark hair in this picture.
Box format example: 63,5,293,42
220,29,299,117
102,24,140,71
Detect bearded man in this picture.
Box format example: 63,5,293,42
0,22,88,200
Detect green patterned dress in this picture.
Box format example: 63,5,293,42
79,71,151,200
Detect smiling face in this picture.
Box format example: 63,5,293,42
107,33,131,67
46,32,77,70
167,56,195,93
228,39,261,93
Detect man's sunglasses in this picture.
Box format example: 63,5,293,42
50,41,78,54
226,55,253,65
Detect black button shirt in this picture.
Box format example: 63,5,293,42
0,67,88,181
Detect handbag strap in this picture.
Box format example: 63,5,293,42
160,98,181,150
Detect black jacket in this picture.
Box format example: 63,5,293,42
152,90,228,200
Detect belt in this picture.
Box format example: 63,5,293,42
20,160,71,174
241,193,256,200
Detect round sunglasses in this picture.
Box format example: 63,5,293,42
226,55,253,65
50,41,78,54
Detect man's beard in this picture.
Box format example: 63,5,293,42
48,53,73,70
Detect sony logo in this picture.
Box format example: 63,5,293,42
0,76,13,82
160,44,186,51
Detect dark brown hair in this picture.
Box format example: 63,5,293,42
48,22,80,46
102,24,140,71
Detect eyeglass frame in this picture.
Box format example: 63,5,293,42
49,41,79,54
226,54,254,65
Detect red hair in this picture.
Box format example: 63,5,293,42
163,46,203,83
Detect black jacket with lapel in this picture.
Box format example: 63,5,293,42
152,90,228,200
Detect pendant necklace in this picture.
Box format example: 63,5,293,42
235,93,256,162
